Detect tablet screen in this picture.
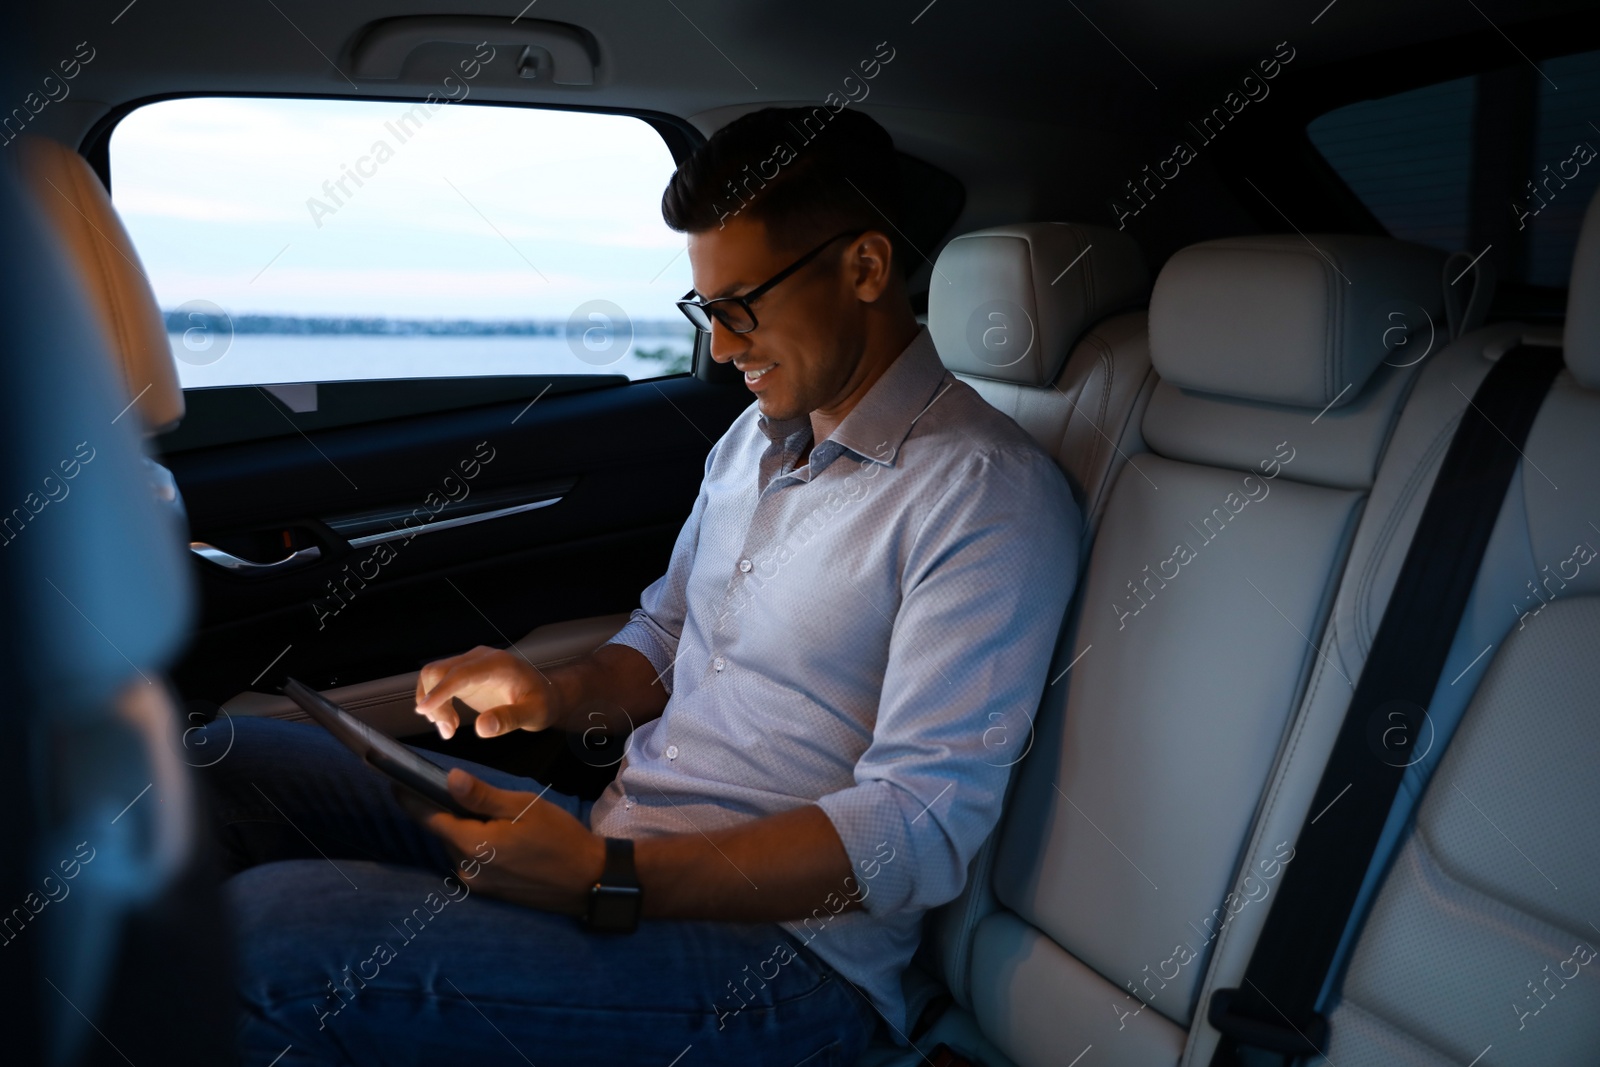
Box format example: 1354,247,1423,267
282,677,457,799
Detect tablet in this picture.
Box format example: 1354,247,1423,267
281,677,487,821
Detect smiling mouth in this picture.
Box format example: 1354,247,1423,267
742,363,776,381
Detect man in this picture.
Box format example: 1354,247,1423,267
204,106,1079,1066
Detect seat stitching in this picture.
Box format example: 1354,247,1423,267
1323,251,1338,405
953,832,999,1003
1333,994,1463,1066
1064,333,1114,497
1412,788,1594,947
1193,500,1370,1058
1353,414,1459,653
1076,224,1097,326
1331,826,1598,1053
1197,585,1338,1018
1088,341,1116,515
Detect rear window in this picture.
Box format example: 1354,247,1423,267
110,96,696,388
1308,48,1600,288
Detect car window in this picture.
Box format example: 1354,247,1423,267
110,96,696,389
1308,47,1600,289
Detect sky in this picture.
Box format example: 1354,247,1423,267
111,96,694,322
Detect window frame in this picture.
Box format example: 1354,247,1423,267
86,90,712,443
1179,9,1600,324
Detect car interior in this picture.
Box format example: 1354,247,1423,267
3,1,1599,1065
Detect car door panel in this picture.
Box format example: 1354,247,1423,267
162,373,749,706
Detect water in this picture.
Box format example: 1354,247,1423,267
169,332,696,389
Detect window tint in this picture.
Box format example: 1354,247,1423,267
1309,48,1600,288
1307,77,1476,252
111,97,696,388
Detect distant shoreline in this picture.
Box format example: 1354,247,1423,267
162,311,695,337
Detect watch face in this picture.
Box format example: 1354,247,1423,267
588,885,642,932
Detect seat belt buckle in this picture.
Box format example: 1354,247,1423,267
1207,988,1329,1056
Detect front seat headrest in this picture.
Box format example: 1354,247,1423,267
1148,234,1445,410
928,222,1149,387
1564,183,1600,390
12,135,183,435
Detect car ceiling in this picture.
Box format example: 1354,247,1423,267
15,0,1599,255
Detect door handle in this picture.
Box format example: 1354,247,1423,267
189,541,322,574
342,497,563,548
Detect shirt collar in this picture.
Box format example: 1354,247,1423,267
754,326,947,468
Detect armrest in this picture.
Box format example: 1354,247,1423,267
221,612,631,737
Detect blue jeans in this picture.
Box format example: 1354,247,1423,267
196,716,879,1066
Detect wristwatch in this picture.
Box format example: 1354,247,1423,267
584,836,642,933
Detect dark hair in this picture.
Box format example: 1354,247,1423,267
662,105,902,262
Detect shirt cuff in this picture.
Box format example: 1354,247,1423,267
814,779,937,919
602,608,677,696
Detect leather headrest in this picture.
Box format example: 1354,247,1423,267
1149,234,1446,409
928,222,1149,386
12,135,183,435
1564,183,1600,389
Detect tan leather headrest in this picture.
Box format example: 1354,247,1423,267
14,136,183,434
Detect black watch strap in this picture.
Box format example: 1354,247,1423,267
585,837,641,933
600,836,639,888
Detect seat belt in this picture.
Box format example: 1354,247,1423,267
1205,343,1564,1066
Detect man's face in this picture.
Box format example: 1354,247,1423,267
687,216,869,422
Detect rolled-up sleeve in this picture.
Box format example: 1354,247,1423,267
813,446,1080,917
602,446,720,696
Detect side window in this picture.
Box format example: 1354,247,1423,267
110,96,696,397
1308,48,1600,292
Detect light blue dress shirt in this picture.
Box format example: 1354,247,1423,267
589,326,1081,1040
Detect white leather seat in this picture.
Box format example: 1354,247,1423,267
927,221,1153,536
955,234,1447,1067
1186,193,1600,1067
908,222,1153,1027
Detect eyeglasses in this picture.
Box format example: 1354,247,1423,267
677,229,866,335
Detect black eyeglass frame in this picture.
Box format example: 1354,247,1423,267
676,229,867,334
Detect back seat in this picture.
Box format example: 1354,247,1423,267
912,222,1152,1036
903,232,1449,1067
927,222,1154,536
1187,191,1600,1067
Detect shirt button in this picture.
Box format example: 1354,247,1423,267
666,744,679,760
624,796,635,810
738,559,752,573
713,656,726,672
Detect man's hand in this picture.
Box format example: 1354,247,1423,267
414,645,562,740
400,768,605,916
